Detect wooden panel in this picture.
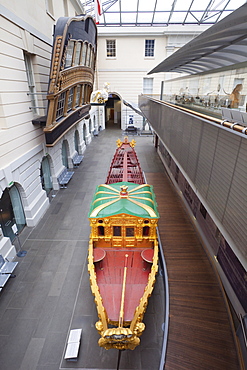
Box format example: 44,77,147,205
139,96,246,271
222,138,247,259
195,123,218,198
146,171,240,370
206,130,241,221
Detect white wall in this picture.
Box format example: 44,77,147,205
96,26,205,128
0,0,93,258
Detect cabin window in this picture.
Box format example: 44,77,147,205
113,226,121,236
145,39,155,57
74,42,81,65
67,88,74,111
81,85,85,104
90,50,95,69
126,228,134,237
84,85,91,104
81,43,87,65
98,226,104,236
106,40,116,57
56,92,65,119
75,85,81,106
65,40,74,68
86,45,91,67
143,226,150,236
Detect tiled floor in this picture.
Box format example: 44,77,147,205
0,125,165,370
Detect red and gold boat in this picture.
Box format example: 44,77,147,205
88,138,159,350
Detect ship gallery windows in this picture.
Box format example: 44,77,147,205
113,226,134,237
55,84,91,122
113,226,121,236
96,225,151,238
56,92,66,119
126,227,134,237
64,40,95,68
67,88,74,111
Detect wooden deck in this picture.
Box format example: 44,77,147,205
146,172,241,370
96,248,151,322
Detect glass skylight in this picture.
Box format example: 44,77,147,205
81,0,246,26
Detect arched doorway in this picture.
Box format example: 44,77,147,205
0,185,26,242
105,93,121,128
62,140,69,168
40,156,53,195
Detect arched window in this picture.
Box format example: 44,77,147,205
143,226,150,236
65,40,75,68
98,226,104,236
74,42,81,65
83,124,87,143
90,49,95,69
40,157,53,195
74,130,80,152
89,119,92,133
86,45,91,67
75,85,81,107
62,140,69,168
81,43,87,66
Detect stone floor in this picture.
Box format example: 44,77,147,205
0,125,165,370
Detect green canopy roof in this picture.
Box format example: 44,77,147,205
88,182,159,219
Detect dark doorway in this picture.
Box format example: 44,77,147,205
0,186,26,242
105,93,121,128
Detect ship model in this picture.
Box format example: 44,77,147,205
88,138,159,350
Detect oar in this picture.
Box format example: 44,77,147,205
116,349,123,370
118,254,128,328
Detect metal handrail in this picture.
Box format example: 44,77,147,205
27,92,47,95
157,228,170,370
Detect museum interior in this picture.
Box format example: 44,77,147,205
0,1,246,369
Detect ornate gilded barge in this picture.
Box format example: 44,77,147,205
88,138,159,350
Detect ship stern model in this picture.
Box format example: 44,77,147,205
88,139,159,350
